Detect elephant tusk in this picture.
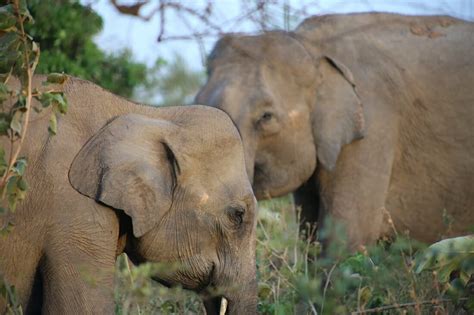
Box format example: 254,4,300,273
219,297,228,315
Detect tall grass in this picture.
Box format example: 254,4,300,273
114,196,465,314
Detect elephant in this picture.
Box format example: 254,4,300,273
195,13,474,249
0,76,257,314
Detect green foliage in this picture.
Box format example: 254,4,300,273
415,235,474,311
255,199,458,315
24,0,148,99
0,276,21,314
139,55,205,106
114,254,202,314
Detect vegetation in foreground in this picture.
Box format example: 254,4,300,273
114,196,474,314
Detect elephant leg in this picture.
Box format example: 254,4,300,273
41,205,120,314
294,172,319,241
318,124,396,250
0,224,43,312
41,239,117,314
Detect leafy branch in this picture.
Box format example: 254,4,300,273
0,0,68,232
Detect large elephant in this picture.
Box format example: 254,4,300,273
0,76,257,314
195,13,474,248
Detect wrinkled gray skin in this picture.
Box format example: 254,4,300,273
0,76,257,314
196,13,474,249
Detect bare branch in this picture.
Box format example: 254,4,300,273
108,0,315,45
110,0,148,16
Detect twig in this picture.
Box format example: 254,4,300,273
124,255,142,315
308,301,318,315
1,1,39,190
350,297,468,314
157,0,165,41
320,262,338,315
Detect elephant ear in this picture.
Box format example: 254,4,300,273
69,114,180,238
312,56,366,171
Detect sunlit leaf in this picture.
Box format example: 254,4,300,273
0,82,9,103
17,0,33,23
258,282,272,299
46,73,68,85
12,158,26,176
9,110,22,135
0,5,16,30
38,92,67,114
17,177,27,191
48,112,57,135
414,235,474,282
0,113,10,136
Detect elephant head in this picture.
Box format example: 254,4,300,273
196,31,365,199
69,107,257,314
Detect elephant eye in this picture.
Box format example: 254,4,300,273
258,112,273,124
227,205,245,226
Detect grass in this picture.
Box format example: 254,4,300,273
113,196,466,314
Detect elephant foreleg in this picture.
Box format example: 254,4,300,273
41,239,118,314
318,120,397,250
41,204,120,314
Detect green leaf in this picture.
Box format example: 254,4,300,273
0,31,20,52
0,221,14,236
13,94,27,112
12,158,27,176
445,277,466,302
9,110,22,135
54,93,67,114
0,32,21,74
465,295,474,312
0,147,7,177
460,255,474,275
0,82,9,103
0,50,20,70
0,5,16,30
37,92,53,108
17,177,27,191
38,92,67,113
46,73,68,85
48,113,57,135
258,282,273,299
17,0,33,23
0,113,10,136
414,235,474,282
6,175,18,195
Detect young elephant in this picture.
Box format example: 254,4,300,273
196,13,474,249
0,76,257,314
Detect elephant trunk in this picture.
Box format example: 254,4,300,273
202,261,257,315
224,284,258,315
222,263,258,315
203,278,257,315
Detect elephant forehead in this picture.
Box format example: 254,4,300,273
288,109,302,121
181,177,252,209
209,33,317,85
199,192,209,205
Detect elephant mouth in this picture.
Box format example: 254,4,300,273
151,261,216,293
253,162,297,199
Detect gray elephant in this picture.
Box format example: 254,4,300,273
0,76,257,314
196,13,474,249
